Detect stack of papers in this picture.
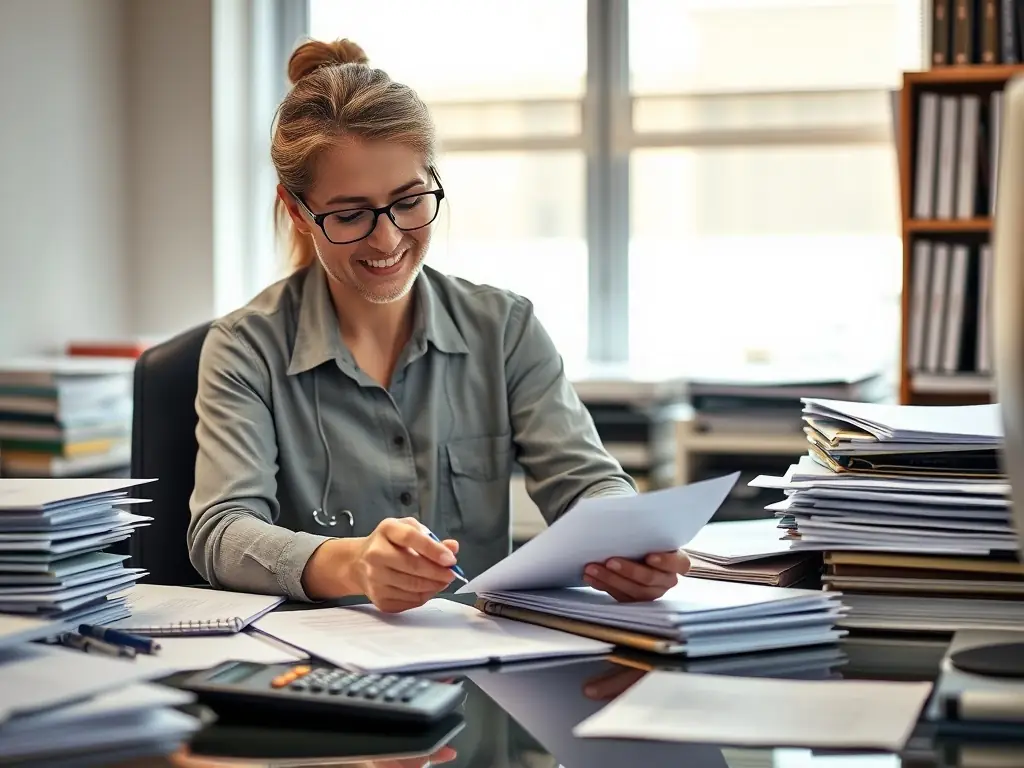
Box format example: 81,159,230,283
0,478,155,626
475,578,846,658
0,643,203,764
442,472,843,657
751,398,1023,632
683,518,822,587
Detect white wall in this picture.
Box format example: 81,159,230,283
0,0,220,359
126,0,216,338
0,0,131,357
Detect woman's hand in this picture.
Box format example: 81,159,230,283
582,549,690,602
302,517,459,612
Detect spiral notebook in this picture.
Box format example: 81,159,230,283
107,584,285,637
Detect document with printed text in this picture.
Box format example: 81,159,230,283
253,599,611,673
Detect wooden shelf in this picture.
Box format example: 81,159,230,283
905,64,1024,86
904,218,992,233
895,66,1014,407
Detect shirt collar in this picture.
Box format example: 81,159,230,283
287,266,468,377
415,267,469,356
287,266,349,376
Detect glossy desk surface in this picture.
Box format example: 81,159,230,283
113,630,1024,768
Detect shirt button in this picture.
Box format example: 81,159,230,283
393,435,405,448
399,491,413,506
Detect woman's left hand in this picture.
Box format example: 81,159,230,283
583,549,691,602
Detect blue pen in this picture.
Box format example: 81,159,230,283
78,624,161,655
420,525,467,583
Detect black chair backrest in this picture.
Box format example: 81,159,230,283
129,322,211,585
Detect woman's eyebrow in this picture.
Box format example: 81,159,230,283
324,179,425,206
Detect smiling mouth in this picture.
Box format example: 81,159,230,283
360,251,405,270
358,250,409,278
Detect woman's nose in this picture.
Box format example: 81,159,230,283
367,214,403,252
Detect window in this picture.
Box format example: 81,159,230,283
309,0,590,364
626,0,920,370
303,0,923,372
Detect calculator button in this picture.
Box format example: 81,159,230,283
292,665,312,676
289,681,308,691
382,682,406,700
271,674,294,688
362,687,382,699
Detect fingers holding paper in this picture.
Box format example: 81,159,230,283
583,549,690,602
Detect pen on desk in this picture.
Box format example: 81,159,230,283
60,631,137,659
420,525,468,583
78,624,161,655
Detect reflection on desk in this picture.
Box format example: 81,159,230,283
45,630,1024,768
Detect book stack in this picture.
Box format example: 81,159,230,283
0,357,134,478
0,478,154,627
752,398,1024,632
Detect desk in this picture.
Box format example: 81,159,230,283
105,631,1018,768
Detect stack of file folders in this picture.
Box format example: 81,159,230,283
0,478,154,627
475,577,846,657
683,518,823,587
0,637,202,766
751,398,1024,633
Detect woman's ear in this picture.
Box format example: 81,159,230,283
277,184,312,235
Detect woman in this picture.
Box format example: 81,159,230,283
187,37,690,612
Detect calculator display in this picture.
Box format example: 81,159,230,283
208,661,265,684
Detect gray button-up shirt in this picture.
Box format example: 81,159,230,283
188,264,636,600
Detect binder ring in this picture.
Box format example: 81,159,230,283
312,508,354,528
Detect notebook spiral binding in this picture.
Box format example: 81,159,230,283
124,617,245,636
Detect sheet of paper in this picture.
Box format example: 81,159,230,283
0,563,134,590
458,472,739,594
467,659,729,768
802,398,1003,441
0,478,154,510
253,599,611,673
572,671,932,750
108,583,285,634
0,643,170,723
683,519,791,564
132,631,308,675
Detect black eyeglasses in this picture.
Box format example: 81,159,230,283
292,179,445,246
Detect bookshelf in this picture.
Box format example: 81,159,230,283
897,63,1024,405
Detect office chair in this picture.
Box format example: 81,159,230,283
128,322,211,585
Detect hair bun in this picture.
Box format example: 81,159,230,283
288,38,369,85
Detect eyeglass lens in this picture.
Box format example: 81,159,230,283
323,193,439,244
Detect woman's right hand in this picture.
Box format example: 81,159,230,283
303,517,459,612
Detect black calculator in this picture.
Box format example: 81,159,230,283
180,660,466,724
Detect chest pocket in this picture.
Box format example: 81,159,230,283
440,435,512,542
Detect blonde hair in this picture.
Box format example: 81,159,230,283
271,38,437,271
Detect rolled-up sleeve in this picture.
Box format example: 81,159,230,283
188,322,329,600
505,298,637,523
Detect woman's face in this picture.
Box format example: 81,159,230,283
290,139,436,305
